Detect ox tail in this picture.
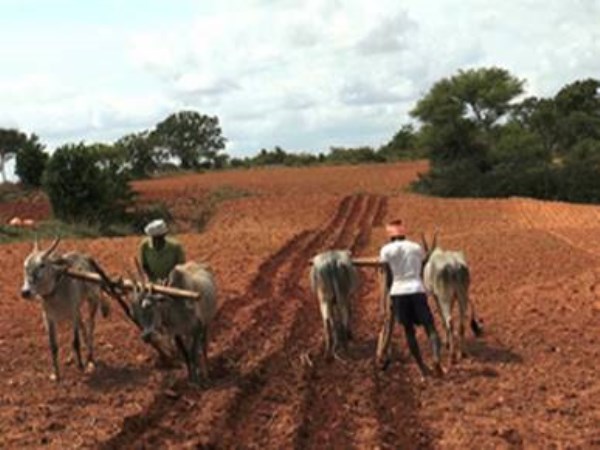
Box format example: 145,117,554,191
469,299,483,337
316,260,345,345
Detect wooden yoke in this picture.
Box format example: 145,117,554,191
65,262,191,362
307,256,383,268
65,269,201,300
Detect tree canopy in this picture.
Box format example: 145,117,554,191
410,67,600,203
153,111,227,170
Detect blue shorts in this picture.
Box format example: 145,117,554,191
391,293,434,328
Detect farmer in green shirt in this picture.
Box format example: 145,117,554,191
139,219,185,282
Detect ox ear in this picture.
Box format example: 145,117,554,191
42,237,61,259
50,256,73,271
154,294,170,304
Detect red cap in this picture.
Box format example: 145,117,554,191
385,219,407,238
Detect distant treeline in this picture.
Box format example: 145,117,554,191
2,65,600,231
229,130,426,169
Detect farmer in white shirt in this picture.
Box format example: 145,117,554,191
376,219,443,378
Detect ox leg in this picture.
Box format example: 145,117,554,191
457,299,467,360
437,298,455,365
45,318,60,382
84,299,99,371
72,319,84,371
340,303,352,347
192,325,208,382
323,319,333,359
457,287,470,359
200,335,209,381
320,300,333,358
174,335,195,383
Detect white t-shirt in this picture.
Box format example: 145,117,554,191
379,239,426,295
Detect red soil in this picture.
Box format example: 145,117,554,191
1,161,599,449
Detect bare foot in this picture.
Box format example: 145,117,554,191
85,361,96,374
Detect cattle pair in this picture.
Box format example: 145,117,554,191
310,234,483,367
21,238,216,384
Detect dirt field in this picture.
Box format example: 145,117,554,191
1,161,599,449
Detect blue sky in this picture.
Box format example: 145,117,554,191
1,0,599,160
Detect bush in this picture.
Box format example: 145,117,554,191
327,146,384,164
15,135,48,187
42,143,135,227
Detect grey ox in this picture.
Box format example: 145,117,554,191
131,261,217,384
20,238,110,382
310,250,358,359
422,232,483,365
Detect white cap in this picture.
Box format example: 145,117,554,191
144,219,168,237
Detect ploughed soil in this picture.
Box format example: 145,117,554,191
1,161,599,449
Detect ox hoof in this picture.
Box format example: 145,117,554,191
432,363,445,378
85,362,96,373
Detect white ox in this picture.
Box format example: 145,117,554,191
422,233,483,365
131,261,217,384
21,238,110,381
310,250,358,359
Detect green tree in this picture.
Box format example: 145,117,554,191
511,96,559,154
13,133,48,187
115,131,164,179
153,111,227,170
43,142,134,225
411,67,524,165
553,79,600,152
327,146,383,164
378,124,423,161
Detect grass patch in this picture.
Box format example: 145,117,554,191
192,185,253,232
0,185,253,243
0,220,109,244
0,183,37,203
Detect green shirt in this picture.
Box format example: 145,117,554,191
139,237,186,282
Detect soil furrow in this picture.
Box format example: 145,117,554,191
98,194,362,448
292,195,386,449
215,194,369,448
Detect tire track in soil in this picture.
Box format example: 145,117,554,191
98,195,362,449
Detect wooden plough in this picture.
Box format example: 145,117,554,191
65,259,200,361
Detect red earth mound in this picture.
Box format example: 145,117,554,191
1,161,599,449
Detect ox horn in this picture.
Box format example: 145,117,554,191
133,257,151,293
43,237,61,258
421,232,429,254
134,257,146,281
33,234,40,253
432,228,439,250
127,269,142,297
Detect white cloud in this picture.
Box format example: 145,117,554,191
0,0,599,160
